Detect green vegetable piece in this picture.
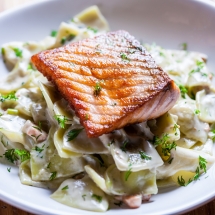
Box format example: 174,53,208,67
139,151,152,160
67,128,84,141
91,194,102,202
51,30,58,37
13,48,22,57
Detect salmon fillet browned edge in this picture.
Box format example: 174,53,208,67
31,30,180,138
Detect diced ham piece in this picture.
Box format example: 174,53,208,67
115,194,151,209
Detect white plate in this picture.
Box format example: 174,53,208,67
0,0,215,214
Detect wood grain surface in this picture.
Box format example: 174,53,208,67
0,0,215,215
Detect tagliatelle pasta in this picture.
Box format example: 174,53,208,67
0,5,215,212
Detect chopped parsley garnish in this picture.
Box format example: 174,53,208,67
91,194,102,202
49,171,57,180
82,194,86,201
54,115,72,129
32,121,42,132
94,82,102,96
31,134,42,141
27,63,35,70
7,167,11,172
168,157,174,164
3,149,30,164
153,134,177,156
173,124,179,135
177,156,208,186
194,109,200,115
67,128,84,141
211,129,215,141
139,151,151,160
50,30,58,37
47,162,51,168
177,175,192,186
1,47,5,56
178,85,188,99
120,139,129,152
120,52,130,62
61,37,67,45
199,156,207,173
0,91,18,102
180,43,187,51
177,175,186,186
159,51,165,57
33,146,44,153
61,185,69,190
125,166,132,181
189,61,207,76
87,26,98,33
61,34,76,45
108,139,115,146
13,48,22,58
193,166,200,181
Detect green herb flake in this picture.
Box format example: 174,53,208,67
67,128,84,141
0,91,18,103
193,166,200,181
159,51,165,57
173,123,179,135
194,109,200,115
211,129,215,141
50,30,58,37
120,139,129,152
61,37,66,45
54,115,71,129
61,34,76,45
153,134,177,156
139,151,151,160
13,48,22,58
177,175,192,186
33,146,44,153
199,156,207,173
94,82,102,96
82,194,86,201
3,149,30,163
61,185,69,191
168,157,174,164
32,121,42,132
120,52,130,62
7,167,11,172
49,171,57,181
91,194,102,202
1,47,5,56
180,43,187,51
47,162,51,168
178,85,188,99
125,165,132,181
108,139,115,146
87,26,98,33
27,63,35,70
189,61,206,76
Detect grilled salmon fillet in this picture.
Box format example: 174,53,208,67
31,30,180,138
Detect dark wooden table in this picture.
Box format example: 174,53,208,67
0,0,215,214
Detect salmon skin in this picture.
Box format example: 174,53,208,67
31,30,180,138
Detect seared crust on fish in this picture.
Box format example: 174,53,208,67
31,30,180,137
